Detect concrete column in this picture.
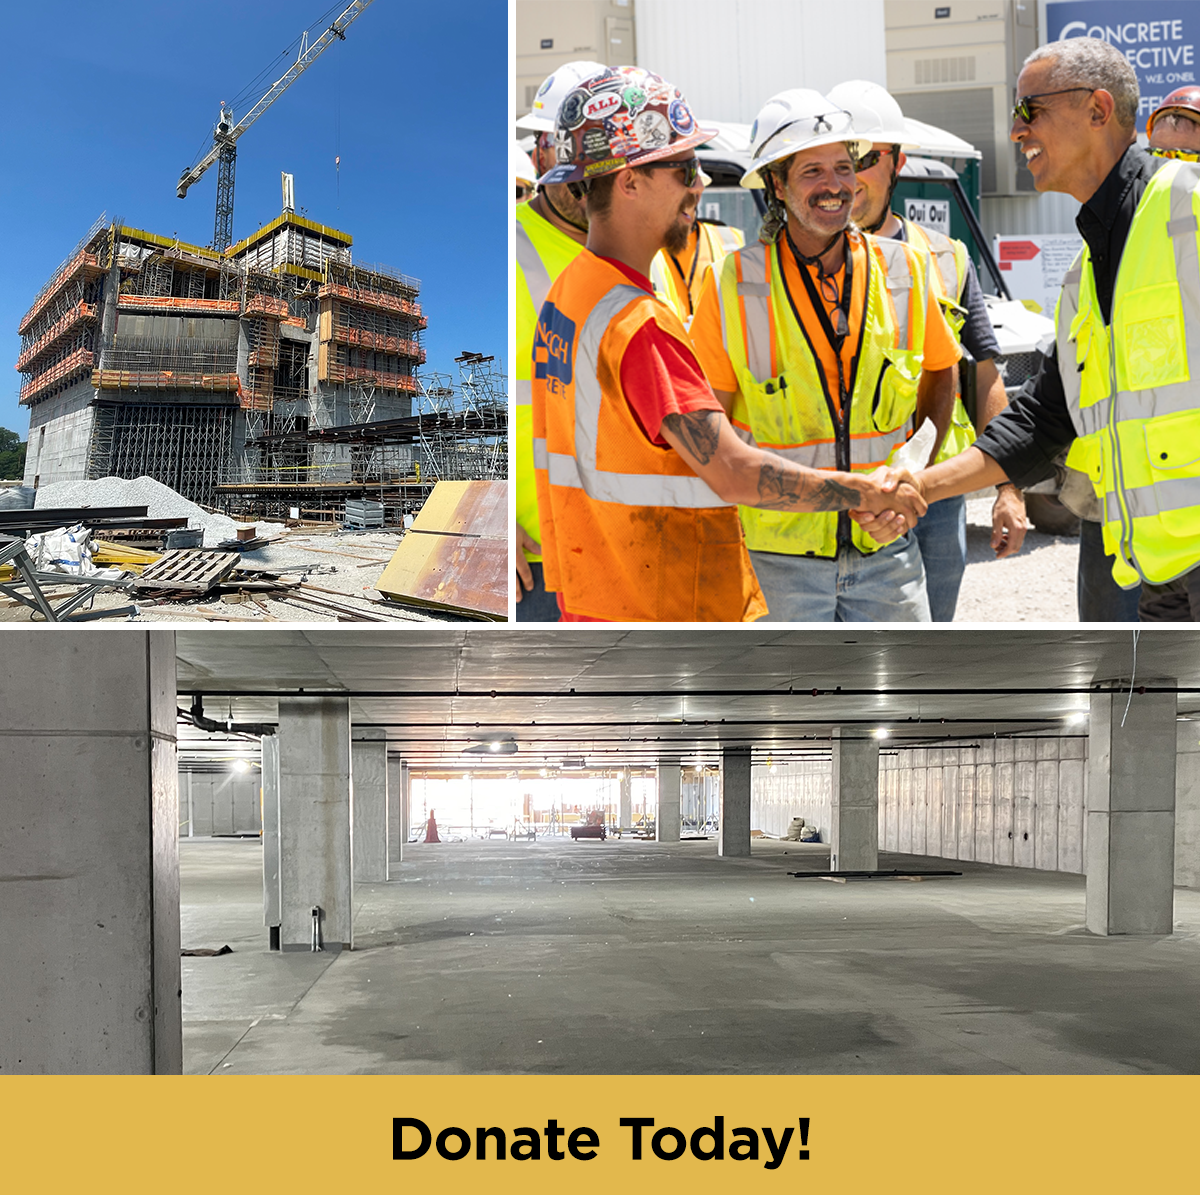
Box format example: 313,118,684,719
619,767,632,829
0,630,181,1074
352,729,388,883
830,731,880,872
387,754,402,866
718,747,752,857
278,698,352,951
262,733,282,949
1087,683,1177,936
656,763,681,843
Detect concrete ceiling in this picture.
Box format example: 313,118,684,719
174,629,1200,770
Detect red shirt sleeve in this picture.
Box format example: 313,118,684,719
618,318,724,446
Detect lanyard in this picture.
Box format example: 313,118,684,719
668,225,703,317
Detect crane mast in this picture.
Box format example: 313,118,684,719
177,0,374,251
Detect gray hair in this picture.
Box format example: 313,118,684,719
1024,37,1139,131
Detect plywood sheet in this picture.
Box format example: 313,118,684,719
374,480,507,620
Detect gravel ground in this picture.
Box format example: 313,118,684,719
954,496,1079,623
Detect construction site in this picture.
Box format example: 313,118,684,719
16,208,506,521
5,1,507,622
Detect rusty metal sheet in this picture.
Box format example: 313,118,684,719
374,480,507,620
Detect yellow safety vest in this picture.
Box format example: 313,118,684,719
715,231,931,557
651,221,745,325
1058,157,1200,587
515,203,586,561
903,218,977,463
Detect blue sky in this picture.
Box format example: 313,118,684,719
0,0,506,438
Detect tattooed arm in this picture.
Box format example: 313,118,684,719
658,408,926,522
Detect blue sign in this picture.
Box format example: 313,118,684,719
1046,1,1199,132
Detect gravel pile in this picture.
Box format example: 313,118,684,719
34,476,238,547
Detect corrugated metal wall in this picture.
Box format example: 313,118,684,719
981,189,1082,246
636,0,888,123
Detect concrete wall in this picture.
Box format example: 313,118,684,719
24,383,96,486
178,771,262,837
879,740,1088,872
751,734,1200,889
1176,722,1200,889
751,759,831,840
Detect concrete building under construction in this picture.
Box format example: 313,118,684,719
14,206,482,513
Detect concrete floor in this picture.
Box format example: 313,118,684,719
180,837,1200,1076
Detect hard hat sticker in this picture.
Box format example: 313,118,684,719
583,91,623,121
581,127,613,160
558,89,588,130
555,130,576,163
584,156,627,177
668,99,695,136
622,85,648,115
634,110,670,151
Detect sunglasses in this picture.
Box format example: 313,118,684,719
638,156,702,188
1011,87,1094,124
516,184,533,202
854,146,897,171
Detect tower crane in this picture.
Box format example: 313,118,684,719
177,0,374,252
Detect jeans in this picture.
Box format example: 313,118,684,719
514,561,561,622
1139,564,1200,621
1076,519,1140,622
749,532,931,622
911,494,966,623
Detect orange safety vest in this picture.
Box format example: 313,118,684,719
531,251,767,622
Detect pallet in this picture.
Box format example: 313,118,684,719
135,549,238,593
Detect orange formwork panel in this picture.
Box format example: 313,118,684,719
318,281,424,323
245,293,290,319
91,369,240,393
116,295,241,315
324,325,425,362
19,347,95,404
318,359,420,393
17,303,98,371
18,251,104,335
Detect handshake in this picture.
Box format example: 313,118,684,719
849,467,927,545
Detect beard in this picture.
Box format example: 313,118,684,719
663,204,695,255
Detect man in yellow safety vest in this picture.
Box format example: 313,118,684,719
909,37,1200,620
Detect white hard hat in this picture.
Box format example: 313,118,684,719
826,80,920,149
741,89,871,189
513,141,537,189
516,60,608,132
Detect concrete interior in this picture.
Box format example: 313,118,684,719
181,835,1200,1076
7,627,1200,1075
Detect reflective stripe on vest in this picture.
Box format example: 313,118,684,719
567,284,728,509
714,233,927,556
516,220,554,312
1058,158,1200,585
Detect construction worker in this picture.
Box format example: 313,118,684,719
909,37,1200,621
532,67,926,622
514,60,605,620
1148,87,1200,158
514,141,538,204
687,88,960,621
827,80,1026,622
648,188,745,327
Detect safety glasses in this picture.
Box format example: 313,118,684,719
756,109,856,156
1011,87,1094,124
638,156,702,188
1150,146,1200,162
516,184,533,202
854,146,897,171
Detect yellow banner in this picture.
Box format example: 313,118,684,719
1,1074,1193,1191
